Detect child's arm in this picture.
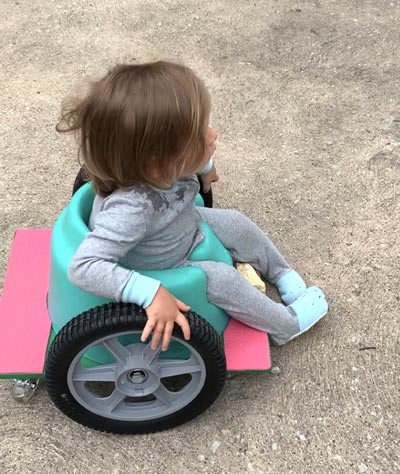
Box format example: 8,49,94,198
68,194,190,350
68,194,152,302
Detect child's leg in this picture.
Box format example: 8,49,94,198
196,207,307,304
183,260,300,345
197,207,292,283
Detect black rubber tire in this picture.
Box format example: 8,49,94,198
72,167,87,196
72,167,214,208
45,303,226,434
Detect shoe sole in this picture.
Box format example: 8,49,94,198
286,310,328,342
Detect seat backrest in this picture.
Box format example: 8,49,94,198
71,182,95,230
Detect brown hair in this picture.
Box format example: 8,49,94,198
56,61,211,196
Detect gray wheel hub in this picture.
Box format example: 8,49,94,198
67,332,207,422
128,370,147,384
114,348,163,398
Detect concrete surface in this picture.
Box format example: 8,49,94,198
1,1,399,473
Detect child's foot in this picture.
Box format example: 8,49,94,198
275,270,306,305
286,286,328,342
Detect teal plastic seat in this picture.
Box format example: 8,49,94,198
48,183,233,340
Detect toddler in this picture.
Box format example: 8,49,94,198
57,61,328,351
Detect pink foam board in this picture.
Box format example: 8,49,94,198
224,319,271,371
0,229,52,375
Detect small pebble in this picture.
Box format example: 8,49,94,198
358,464,368,473
198,455,206,462
271,366,281,375
211,440,221,453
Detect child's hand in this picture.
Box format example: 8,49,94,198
141,285,191,351
201,164,219,193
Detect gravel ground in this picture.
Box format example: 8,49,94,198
0,1,399,473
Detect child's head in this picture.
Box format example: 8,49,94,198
57,61,211,195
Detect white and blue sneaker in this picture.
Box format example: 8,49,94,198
276,270,307,305
287,286,328,341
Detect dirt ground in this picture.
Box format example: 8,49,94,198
0,1,399,473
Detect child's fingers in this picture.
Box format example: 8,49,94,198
175,298,190,312
202,180,211,193
150,321,165,350
161,321,174,351
141,319,155,342
176,313,191,340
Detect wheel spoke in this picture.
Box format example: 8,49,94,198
153,384,178,407
101,337,132,363
159,357,201,378
103,388,126,413
141,341,161,364
72,363,117,382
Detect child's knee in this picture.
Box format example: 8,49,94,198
195,261,238,289
227,209,249,224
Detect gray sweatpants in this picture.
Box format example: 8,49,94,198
185,208,300,345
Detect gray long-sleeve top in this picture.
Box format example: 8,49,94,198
68,175,205,307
